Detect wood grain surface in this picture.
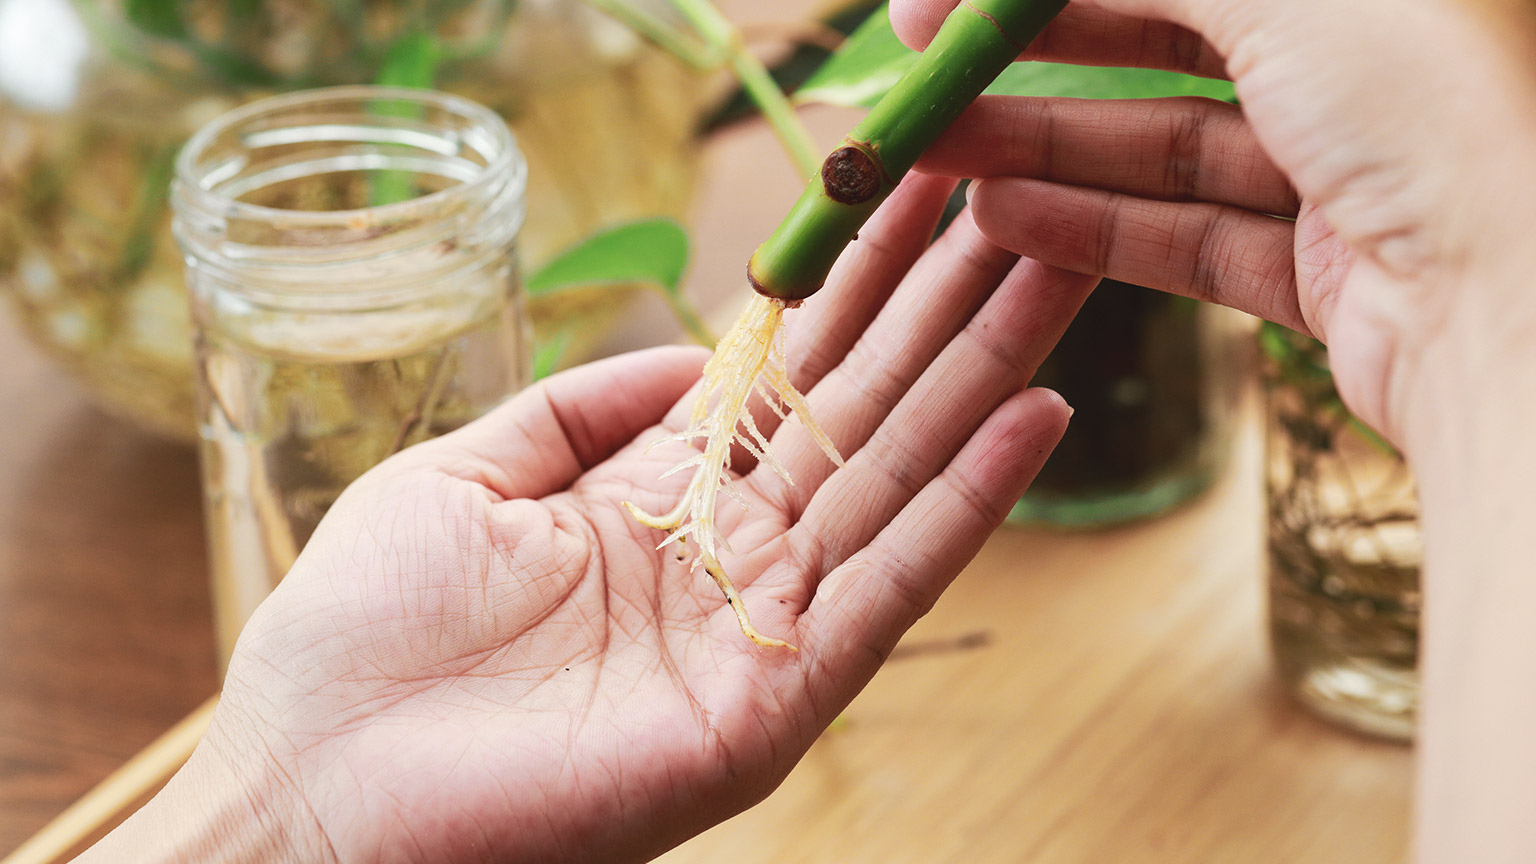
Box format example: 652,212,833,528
0,311,219,854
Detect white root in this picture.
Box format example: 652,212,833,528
623,294,843,649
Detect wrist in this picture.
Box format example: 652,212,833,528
77,705,334,864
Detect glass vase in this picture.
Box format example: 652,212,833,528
1262,322,1420,741
172,87,530,667
1009,279,1237,527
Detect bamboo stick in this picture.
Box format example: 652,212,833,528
2,696,217,864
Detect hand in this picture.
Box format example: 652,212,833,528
891,4,1536,863
893,0,1536,448
87,176,1097,863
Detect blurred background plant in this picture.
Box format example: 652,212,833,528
1261,323,1420,740
0,0,711,437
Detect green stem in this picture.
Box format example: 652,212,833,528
582,0,724,70
658,286,718,346
750,0,1068,300
666,0,821,178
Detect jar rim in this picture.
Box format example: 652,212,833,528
173,84,525,230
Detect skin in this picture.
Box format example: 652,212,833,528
80,176,1099,863
890,0,1536,861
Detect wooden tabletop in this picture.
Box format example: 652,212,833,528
658,407,1414,864
0,312,219,853
0,62,1412,864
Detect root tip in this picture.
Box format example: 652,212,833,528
622,501,679,531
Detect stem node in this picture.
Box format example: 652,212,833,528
821,145,883,204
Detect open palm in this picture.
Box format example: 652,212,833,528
202,176,1098,864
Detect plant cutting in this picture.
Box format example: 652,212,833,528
624,0,1073,648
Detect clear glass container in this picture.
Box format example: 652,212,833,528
1009,280,1238,527
1261,322,1420,741
172,87,530,665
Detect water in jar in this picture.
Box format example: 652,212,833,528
1265,360,1420,741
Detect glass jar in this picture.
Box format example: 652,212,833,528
1261,322,1420,741
172,87,530,666
1009,279,1238,527
0,0,702,439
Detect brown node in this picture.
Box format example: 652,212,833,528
821,146,882,204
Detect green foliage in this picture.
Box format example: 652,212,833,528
1259,320,1331,385
1260,322,1397,457
703,0,883,131
532,331,572,381
525,219,690,297
796,2,1235,107
123,0,186,39
113,142,179,290
376,32,442,89
368,33,442,205
525,219,697,373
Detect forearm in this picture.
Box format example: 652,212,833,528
1405,268,1536,864
77,723,331,864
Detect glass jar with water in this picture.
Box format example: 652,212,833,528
172,87,530,665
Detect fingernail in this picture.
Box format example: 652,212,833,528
964,180,977,205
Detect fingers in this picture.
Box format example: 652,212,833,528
408,346,710,501
970,176,1308,335
658,173,957,467
919,96,1298,218
762,257,1095,588
798,386,1070,678
891,2,1229,79
734,173,959,468
743,210,1019,519
786,173,960,392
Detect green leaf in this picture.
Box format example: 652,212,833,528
124,0,187,39
1258,320,1331,382
704,0,885,130
797,3,1236,107
525,219,690,297
533,332,572,381
795,4,913,108
990,62,1235,102
376,31,442,90
368,33,441,206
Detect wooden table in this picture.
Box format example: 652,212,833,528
659,405,1414,864
0,311,219,853
0,64,1412,864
